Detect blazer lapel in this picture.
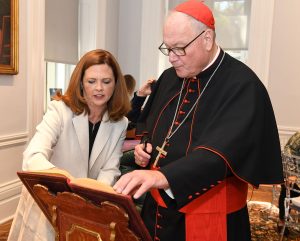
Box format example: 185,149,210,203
89,112,111,169
72,113,89,165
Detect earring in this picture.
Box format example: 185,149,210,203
80,82,83,90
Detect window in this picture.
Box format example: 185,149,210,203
206,0,251,62
44,0,78,109
45,62,75,107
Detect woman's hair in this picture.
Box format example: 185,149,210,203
53,49,131,121
124,74,136,96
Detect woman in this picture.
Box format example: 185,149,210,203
8,49,131,241
124,74,136,97
126,77,156,128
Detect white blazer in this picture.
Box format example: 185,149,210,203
23,100,128,185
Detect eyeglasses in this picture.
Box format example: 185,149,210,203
158,30,205,56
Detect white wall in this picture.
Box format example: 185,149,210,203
268,0,300,136
0,0,27,223
245,0,300,145
118,0,143,84
118,1,165,88
247,0,274,86
0,0,45,224
78,0,119,59
139,1,166,83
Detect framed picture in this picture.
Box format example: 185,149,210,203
0,0,18,75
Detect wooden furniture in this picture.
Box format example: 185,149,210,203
34,185,139,241
126,128,136,140
18,170,152,241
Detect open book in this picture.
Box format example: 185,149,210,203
17,168,152,241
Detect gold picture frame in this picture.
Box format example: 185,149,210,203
0,0,18,75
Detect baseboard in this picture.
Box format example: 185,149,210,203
278,126,299,149
0,215,14,225
278,125,300,134
0,179,22,224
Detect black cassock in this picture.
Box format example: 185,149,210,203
137,49,283,241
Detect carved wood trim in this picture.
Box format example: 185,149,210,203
32,184,140,241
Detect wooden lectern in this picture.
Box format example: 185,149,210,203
17,170,152,241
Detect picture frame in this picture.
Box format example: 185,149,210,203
0,0,18,75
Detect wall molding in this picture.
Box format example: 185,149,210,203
247,0,275,87
278,125,299,135
26,0,46,136
278,125,299,149
0,179,22,202
0,179,22,224
0,132,29,148
0,215,15,225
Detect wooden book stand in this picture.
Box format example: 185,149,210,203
17,170,152,241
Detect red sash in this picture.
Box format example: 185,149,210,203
150,176,248,241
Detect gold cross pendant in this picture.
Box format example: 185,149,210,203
153,139,168,168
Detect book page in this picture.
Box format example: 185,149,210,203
30,167,74,180
70,178,117,194
25,168,117,194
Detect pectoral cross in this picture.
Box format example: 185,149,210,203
153,139,168,168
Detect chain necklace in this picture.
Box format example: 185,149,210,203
153,51,225,167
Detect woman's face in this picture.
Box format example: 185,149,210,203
82,64,115,112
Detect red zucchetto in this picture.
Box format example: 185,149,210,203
174,0,215,30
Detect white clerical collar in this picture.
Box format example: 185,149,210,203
202,45,220,72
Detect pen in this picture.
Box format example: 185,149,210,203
141,137,150,154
